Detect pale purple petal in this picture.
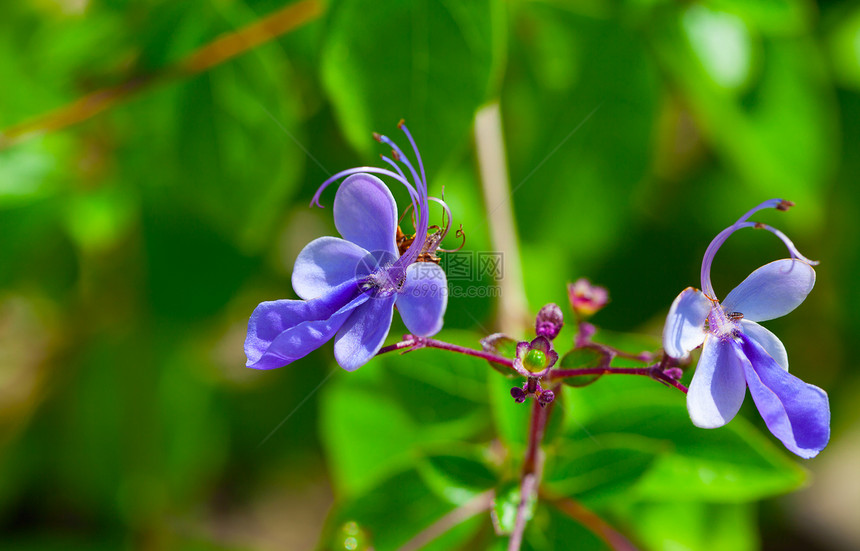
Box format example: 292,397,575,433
740,320,788,371
333,173,398,255
292,237,369,300
687,337,748,429
245,280,368,370
722,259,815,322
739,334,830,458
333,294,397,371
663,287,712,359
395,262,448,336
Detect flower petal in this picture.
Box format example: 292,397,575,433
245,280,368,370
333,173,398,255
687,337,748,429
663,287,712,359
395,262,448,336
722,259,815,322
739,333,830,458
292,237,369,300
334,294,397,371
740,320,788,371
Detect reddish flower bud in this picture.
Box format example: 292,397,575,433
568,278,609,318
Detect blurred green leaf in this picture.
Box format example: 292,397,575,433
565,379,807,502
173,52,304,253
488,368,530,449
649,3,837,213
709,0,810,34
320,333,490,497
418,450,499,505
616,501,758,551
321,0,505,175
826,5,860,90
492,480,534,536
523,503,608,551
544,434,664,505
505,3,661,310
320,468,485,551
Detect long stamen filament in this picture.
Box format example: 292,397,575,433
399,121,427,192
380,155,420,211
700,199,813,298
311,166,420,210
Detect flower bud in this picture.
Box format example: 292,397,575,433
511,387,527,403
568,278,609,318
535,303,564,339
664,367,684,380
537,389,555,407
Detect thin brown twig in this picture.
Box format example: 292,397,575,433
539,489,639,551
396,490,495,551
0,0,323,150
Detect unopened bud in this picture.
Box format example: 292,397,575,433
568,278,609,318
664,367,684,380
511,387,527,403
535,303,564,339
537,389,555,407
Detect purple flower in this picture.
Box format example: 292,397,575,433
245,123,449,371
663,199,830,458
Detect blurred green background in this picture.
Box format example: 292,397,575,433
1,0,859,549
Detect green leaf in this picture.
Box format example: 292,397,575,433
523,503,609,551
708,0,811,34
481,333,520,378
544,435,664,505
321,0,506,175
557,346,605,387
492,480,535,536
321,468,485,551
649,3,837,214
488,368,531,449
616,501,758,551
418,449,499,505
319,332,490,497
172,50,304,253
568,392,807,502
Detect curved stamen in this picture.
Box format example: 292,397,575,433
311,166,420,209
438,225,466,253
752,222,819,265
429,197,453,241
398,121,427,191
380,155,420,211
700,199,795,298
375,133,424,197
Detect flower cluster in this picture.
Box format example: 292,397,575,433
243,121,830,460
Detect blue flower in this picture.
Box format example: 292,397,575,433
245,124,449,371
663,199,830,458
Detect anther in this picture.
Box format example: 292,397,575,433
391,149,401,161
777,199,795,211
372,132,382,142
754,222,766,229
397,118,405,128
728,312,744,320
